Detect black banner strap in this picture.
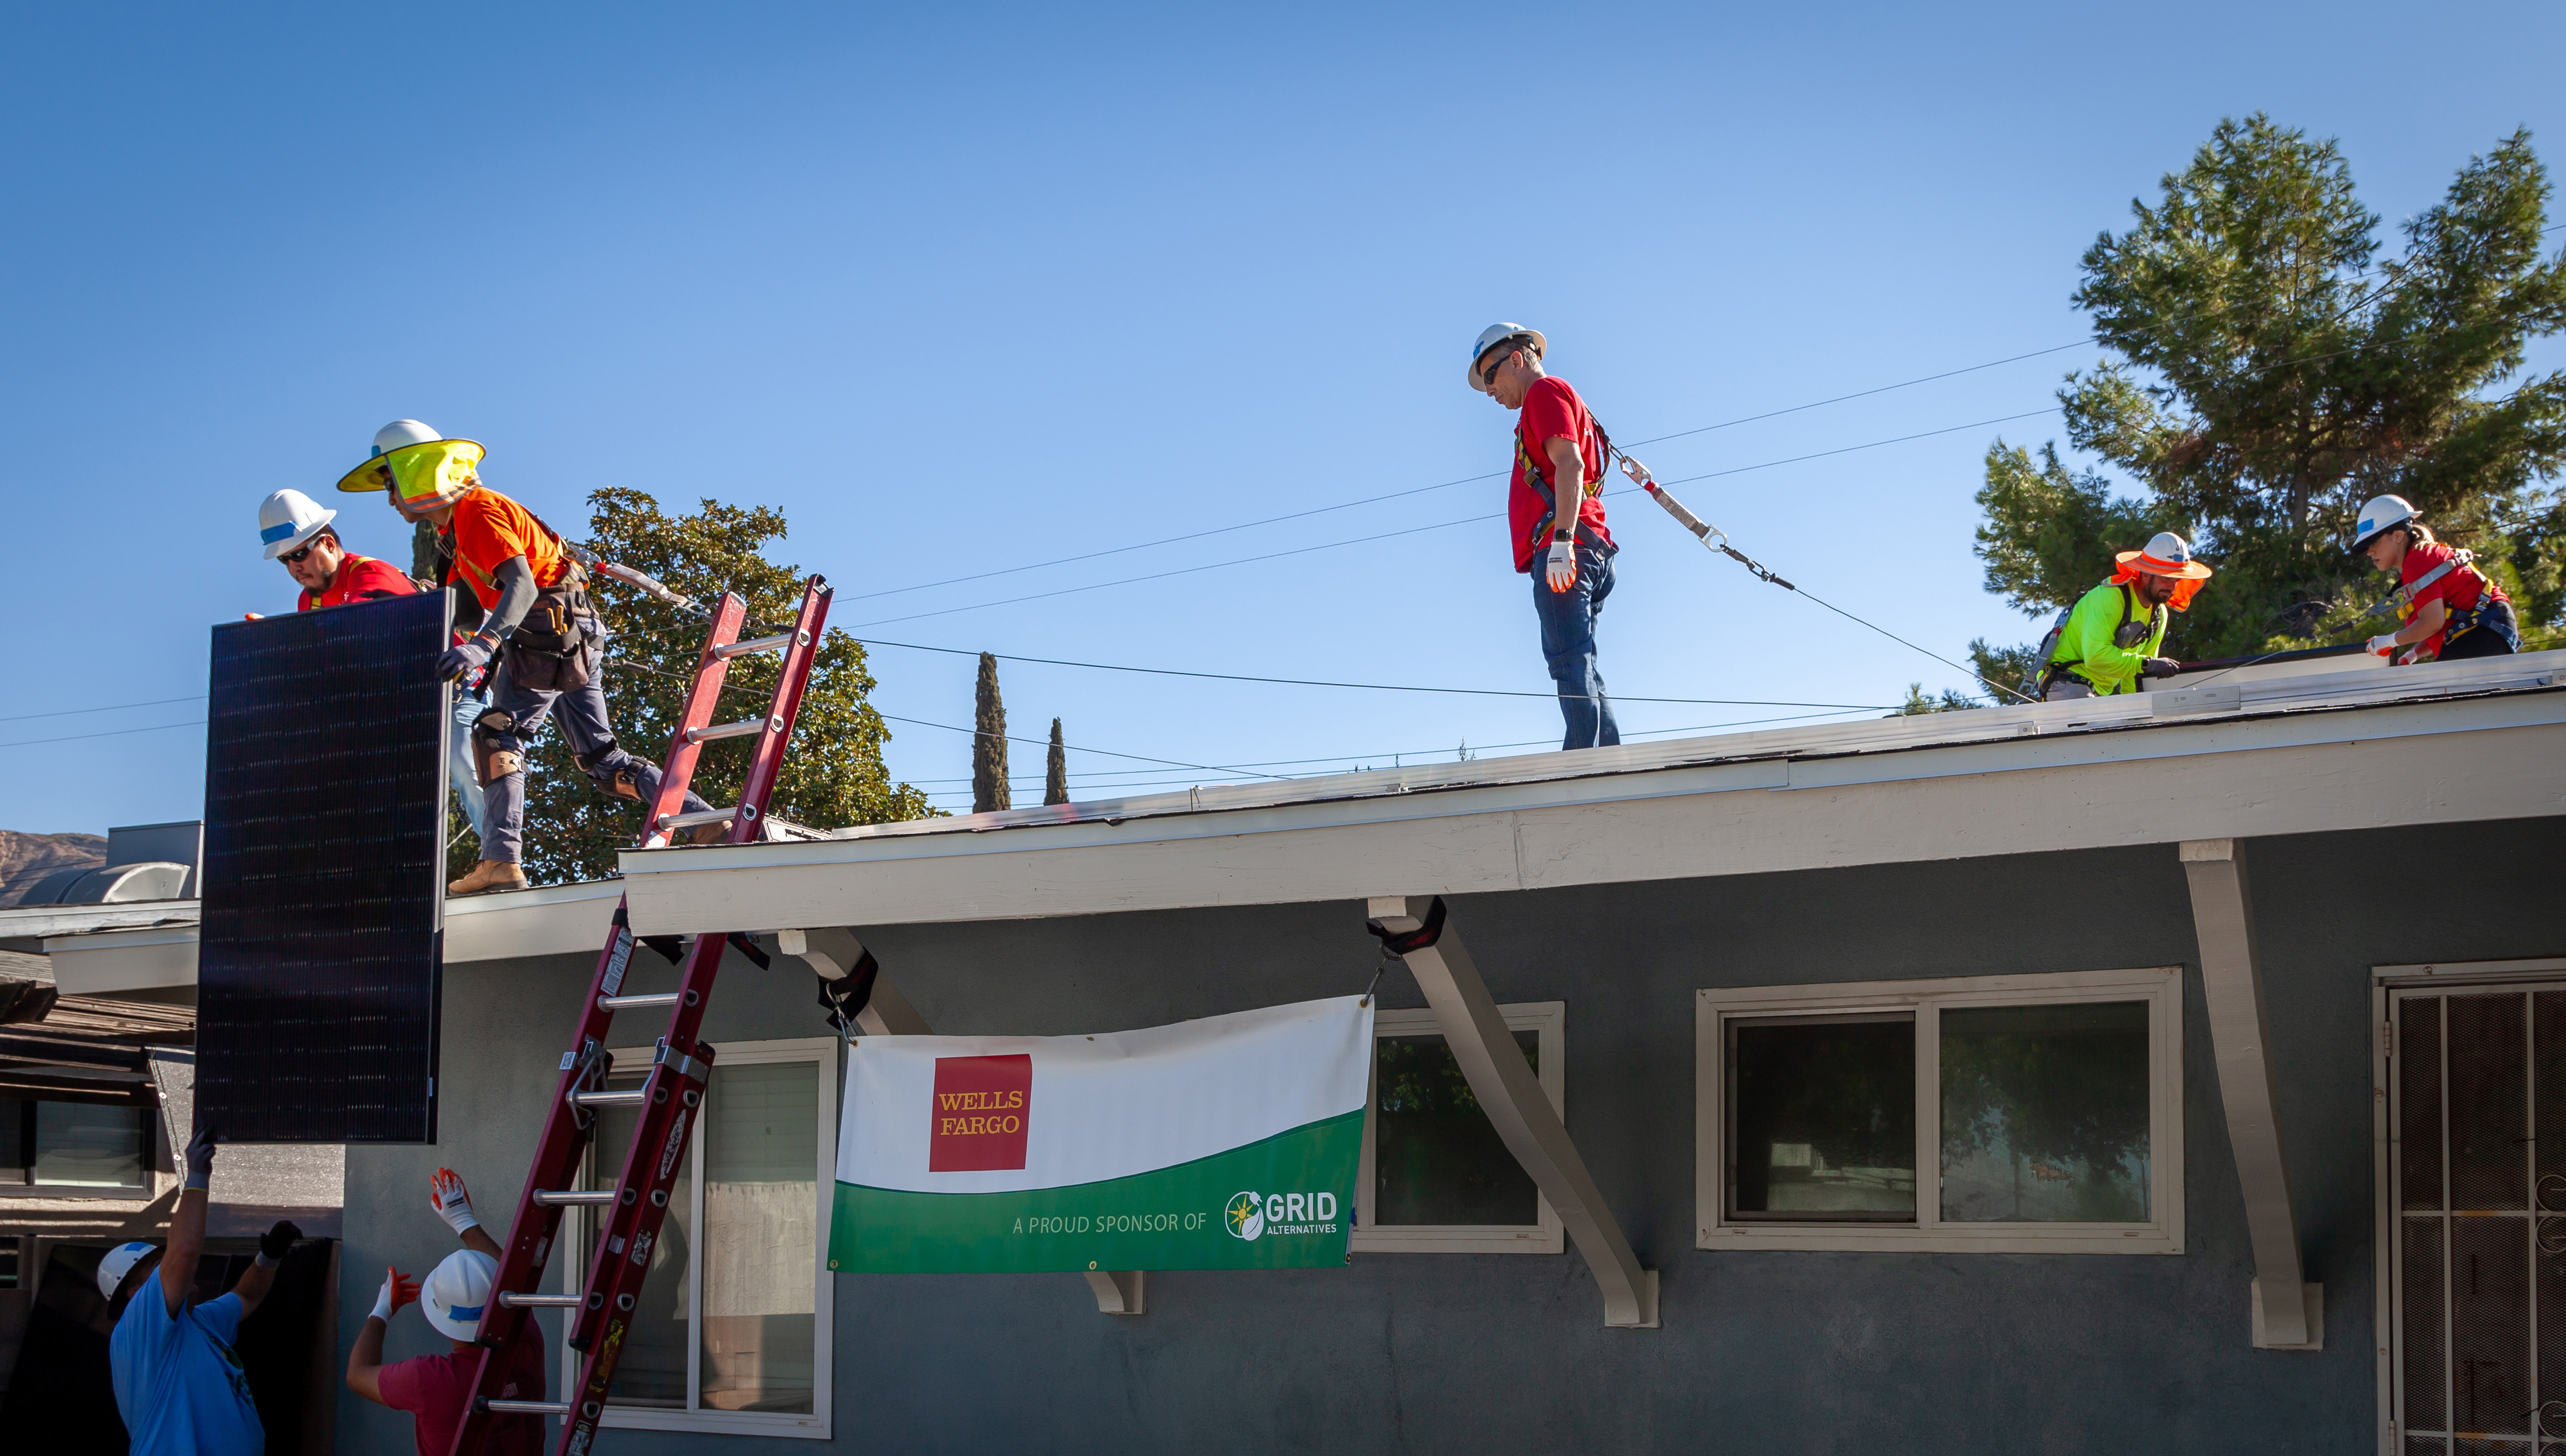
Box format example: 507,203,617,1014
1364,896,1447,957
640,934,686,965
817,948,883,1034
726,932,772,970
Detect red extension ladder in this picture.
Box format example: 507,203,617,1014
446,575,832,1456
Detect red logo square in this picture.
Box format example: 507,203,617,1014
928,1054,1031,1171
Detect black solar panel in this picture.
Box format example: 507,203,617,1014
196,591,451,1144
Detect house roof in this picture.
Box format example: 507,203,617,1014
615,648,2566,935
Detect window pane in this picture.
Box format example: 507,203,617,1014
1373,1032,1540,1226
0,1098,23,1175
1940,1001,2150,1223
590,1074,692,1408
1729,1016,1916,1219
699,1061,817,1415
32,1102,146,1188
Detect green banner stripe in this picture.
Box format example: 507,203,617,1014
830,1108,1365,1272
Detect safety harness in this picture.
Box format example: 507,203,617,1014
2385,547,2512,657
2032,585,2163,698
1518,413,1619,563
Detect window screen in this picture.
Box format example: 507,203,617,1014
1372,1031,1541,1227
700,1061,817,1414
32,1103,148,1190
1727,1014,1917,1220
1939,1001,2150,1223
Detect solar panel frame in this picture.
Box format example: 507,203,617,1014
196,590,452,1144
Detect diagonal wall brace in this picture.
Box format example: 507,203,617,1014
775,927,1145,1316
1366,895,1658,1328
2180,839,2320,1350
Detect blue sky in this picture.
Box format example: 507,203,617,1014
4,2,2560,830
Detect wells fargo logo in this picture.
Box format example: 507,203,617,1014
928,1053,1031,1171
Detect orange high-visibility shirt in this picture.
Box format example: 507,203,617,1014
439,486,569,611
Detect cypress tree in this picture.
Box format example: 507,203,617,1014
972,652,1010,813
1043,718,1068,805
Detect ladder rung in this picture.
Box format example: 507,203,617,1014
599,992,680,1011
484,1399,573,1416
685,716,770,744
498,1291,584,1308
657,807,736,830
714,629,800,659
571,1089,646,1108
533,1189,617,1206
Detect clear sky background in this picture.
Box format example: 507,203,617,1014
4,2,2561,832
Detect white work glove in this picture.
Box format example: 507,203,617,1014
2367,632,2401,657
372,1266,421,1323
431,1167,481,1236
1544,538,1578,594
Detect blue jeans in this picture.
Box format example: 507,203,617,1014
479,642,710,864
1531,544,1621,750
449,685,488,840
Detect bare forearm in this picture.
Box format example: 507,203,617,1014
1546,438,1584,536
347,1316,389,1404
2396,598,2447,645
462,1225,501,1259
160,1187,208,1315
232,1261,276,1317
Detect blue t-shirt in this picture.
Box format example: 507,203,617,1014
109,1285,264,1456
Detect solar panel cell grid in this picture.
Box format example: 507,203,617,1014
196,590,450,1144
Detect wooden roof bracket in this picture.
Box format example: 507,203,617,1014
1366,895,1660,1328
2181,839,2322,1350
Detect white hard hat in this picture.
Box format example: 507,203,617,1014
422,1248,497,1341
97,1241,159,1302
258,488,338,560
2352,493,2419,552
373,419,443,458
1466,323,1545,388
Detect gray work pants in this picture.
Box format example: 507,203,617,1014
477,643,710,864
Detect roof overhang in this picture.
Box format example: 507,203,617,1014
617,651,2566,935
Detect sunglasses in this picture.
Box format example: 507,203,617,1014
280,538,329,565
1479,349,1513,389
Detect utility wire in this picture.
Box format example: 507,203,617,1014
0,695,207,723
0,719,208,750
849,637,1897,710
874,713,1293,781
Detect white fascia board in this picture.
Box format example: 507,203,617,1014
38,877,625,991
617,683,2566,935
0,899,198,941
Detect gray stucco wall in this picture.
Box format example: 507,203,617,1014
342,814,2566,1453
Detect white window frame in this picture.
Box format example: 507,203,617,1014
564,1035,837,1440
1696,966,2184,1254
1355,1001,1565,1254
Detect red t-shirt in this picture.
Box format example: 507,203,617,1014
440,487,570,611
1506,376,1614,572
378,1343,548,1456
2401,540,2506,658
296,554,417,612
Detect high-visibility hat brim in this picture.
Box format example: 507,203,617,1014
335,437,486,495
1468,328,1546,388
2114,549,2212,581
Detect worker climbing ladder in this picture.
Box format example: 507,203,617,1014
444,575,833,1456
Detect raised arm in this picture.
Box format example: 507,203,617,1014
159,1127,217,1317
346,1266,419,1406
432,1168,502,1258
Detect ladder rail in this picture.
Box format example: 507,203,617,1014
441,577,829,1456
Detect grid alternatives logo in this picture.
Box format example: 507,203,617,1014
1225,1191,1264,1241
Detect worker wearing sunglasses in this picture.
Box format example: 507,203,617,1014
258,488,417,610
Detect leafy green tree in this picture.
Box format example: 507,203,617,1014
1893,681,1982,715
503,488,931,885
1972,115,2566,670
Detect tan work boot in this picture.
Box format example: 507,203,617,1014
448,860,531,896
686,820,732,846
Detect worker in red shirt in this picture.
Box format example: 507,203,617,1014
345,1169,546,1456
338,419,716,895
2351,493,2519,662
259,489,416,609
1468,324,1621,749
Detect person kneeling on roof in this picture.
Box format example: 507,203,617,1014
338,419,720,897
2351,493,2519,664
2036,532,2213,701
347,1169,547,1456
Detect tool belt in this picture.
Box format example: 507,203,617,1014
502,560,601,692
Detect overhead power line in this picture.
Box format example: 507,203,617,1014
0,719,208,750
0,694,206,723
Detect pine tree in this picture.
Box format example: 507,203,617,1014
972,653,1010,813
1043,718,1068,805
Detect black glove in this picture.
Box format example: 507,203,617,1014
437,635,496,682
259,1220,302,1261
2142,657,2182,679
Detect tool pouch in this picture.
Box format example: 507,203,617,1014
501,563,599,692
